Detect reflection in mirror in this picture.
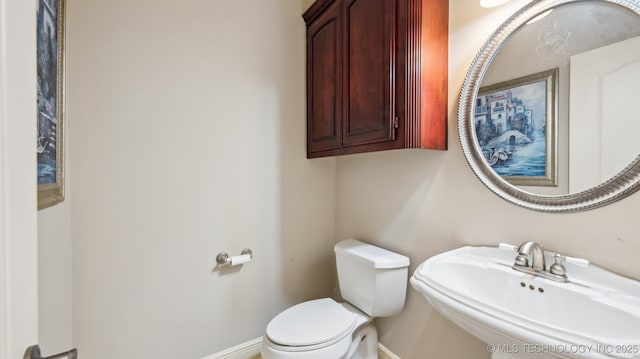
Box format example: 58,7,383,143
478,1,640,195
458,0,640,212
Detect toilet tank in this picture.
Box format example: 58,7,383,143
334,239,410,317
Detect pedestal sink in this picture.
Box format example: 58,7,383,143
410,246,640,359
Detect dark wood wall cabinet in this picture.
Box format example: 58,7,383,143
303,0,449,158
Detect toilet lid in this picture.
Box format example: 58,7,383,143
266,298,356,347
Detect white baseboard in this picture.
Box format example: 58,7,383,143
203,337,401,359
378,343,402,359
202,337,262,359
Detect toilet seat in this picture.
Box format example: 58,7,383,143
266,298,357,352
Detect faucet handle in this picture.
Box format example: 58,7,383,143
547,251,590,267
514,254,529,267
500,243,545,268
500,243,530,267
550,254,567,276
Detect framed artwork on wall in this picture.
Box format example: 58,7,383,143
37,0,65,209
474,68,558,187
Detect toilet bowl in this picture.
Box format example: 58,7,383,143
261,298,374,359
261,239,410,359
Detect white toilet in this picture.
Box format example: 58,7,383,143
261,239,410,359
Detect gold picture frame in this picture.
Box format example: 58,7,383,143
37,0,65,210
475,68,558,187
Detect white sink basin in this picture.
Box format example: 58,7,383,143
410,246,640,358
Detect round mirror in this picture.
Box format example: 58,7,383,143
459,0,640,212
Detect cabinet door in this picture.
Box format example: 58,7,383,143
342,0,396,147
307,1,342,154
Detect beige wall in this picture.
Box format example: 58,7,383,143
38,203,73,354
335,0,640,358
66,0,335,358
36,1,640,358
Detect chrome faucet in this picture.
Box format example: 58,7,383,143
515,241,546,271
511,241,569,283
500,242,590,283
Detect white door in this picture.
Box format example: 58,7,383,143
0,0,40,358
569,35,640,192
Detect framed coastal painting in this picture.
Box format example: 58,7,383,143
474,68,558,187
37,0,65,209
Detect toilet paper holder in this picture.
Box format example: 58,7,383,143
216,248,253,266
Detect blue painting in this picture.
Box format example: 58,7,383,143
37,0,65,209
474,69,557,186
37,0,59,185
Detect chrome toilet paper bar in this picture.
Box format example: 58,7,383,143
216,248,253,266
